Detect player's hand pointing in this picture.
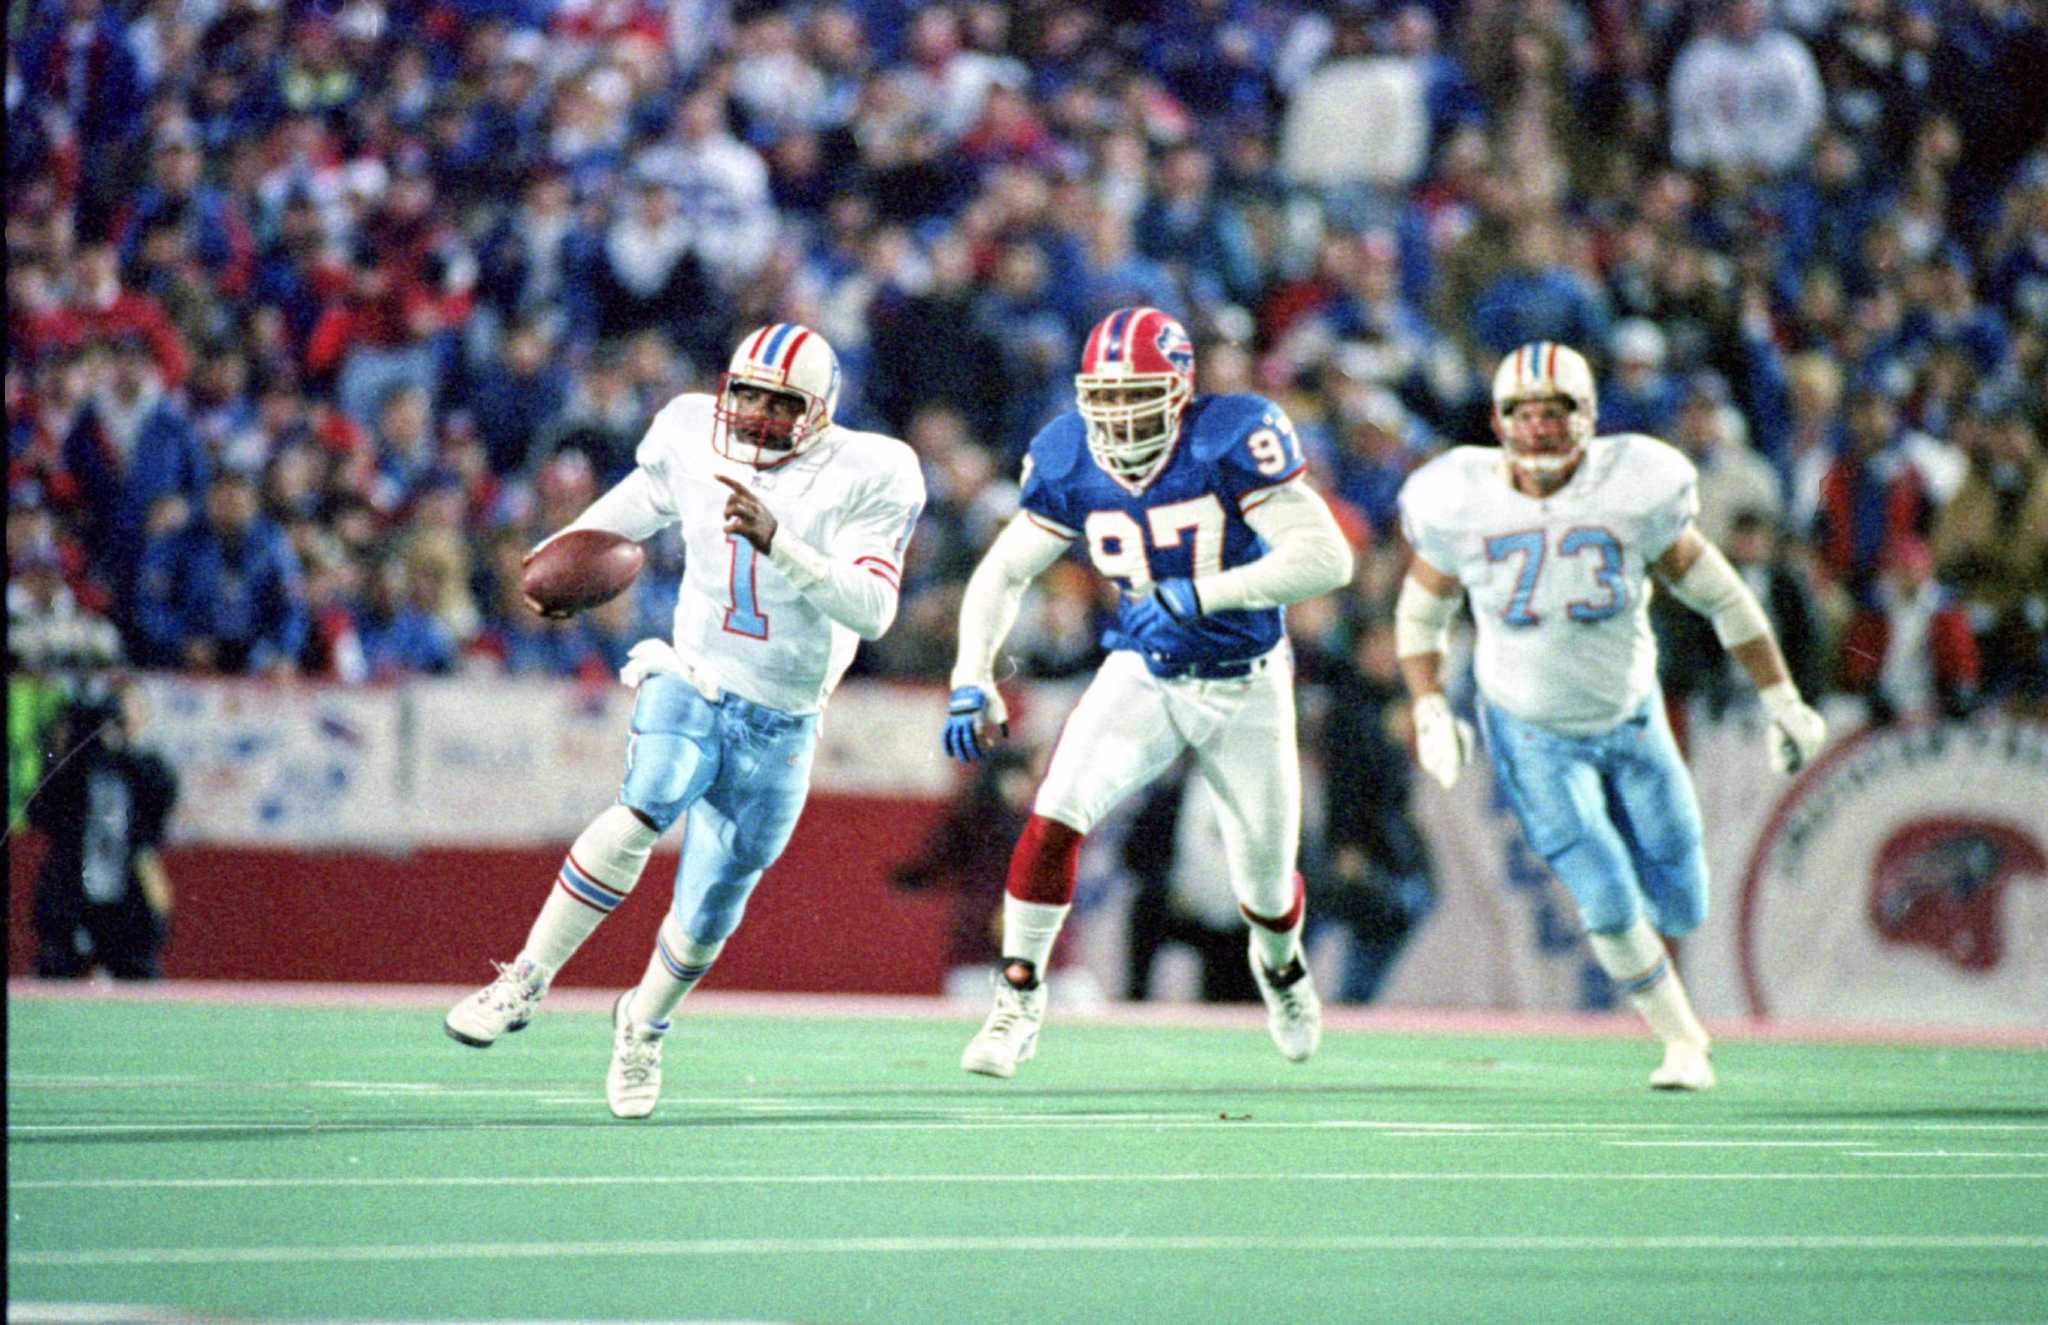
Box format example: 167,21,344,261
716,474,779,553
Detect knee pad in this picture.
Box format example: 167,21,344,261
675,864,763,945
1639,848,1709,938
619,678,721,832
1545,835,1642,934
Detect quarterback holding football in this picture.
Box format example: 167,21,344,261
445,323,924,1120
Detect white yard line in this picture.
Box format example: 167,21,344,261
11,1172,2048,1192
12,1233,2048,1268
13,1117,2048,1137
1603,1140,1868,1148
1849,1151,2048,1159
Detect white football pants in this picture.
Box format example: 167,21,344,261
1034,644,1301,919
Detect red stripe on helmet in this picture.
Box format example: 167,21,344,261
747,325,774,362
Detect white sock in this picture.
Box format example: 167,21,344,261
519,806,659,973
1247,920,1304,975
1587,915,1710,1048
1000,895,1071,977
627,911,722,1029
1242,874,1306,972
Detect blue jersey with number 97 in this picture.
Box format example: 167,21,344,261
1019,393,1307,670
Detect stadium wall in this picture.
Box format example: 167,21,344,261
9,675,2045,1029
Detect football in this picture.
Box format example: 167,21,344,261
521,529,645,616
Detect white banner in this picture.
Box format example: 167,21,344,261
145,674,955,849
137,676,404,848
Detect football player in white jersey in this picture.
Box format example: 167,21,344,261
1395,341,1827,1091
446,324,925,1119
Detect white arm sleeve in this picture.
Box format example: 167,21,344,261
1194,480,1354,612
549,468,675,549
1394,571,1463,659
766,529,900,641
766,463,924,642
949,514,1072,689
1661,539,1771,648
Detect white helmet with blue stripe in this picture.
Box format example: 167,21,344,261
1491,340,1597,478
714,323,841,467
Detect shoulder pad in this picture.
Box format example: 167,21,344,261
1186,394,1284,463
1401,446,1496,507
1024,413,1089,484
1599,432,1698,496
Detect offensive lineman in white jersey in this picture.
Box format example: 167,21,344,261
1395,341,1826,1090
445,324,924,1118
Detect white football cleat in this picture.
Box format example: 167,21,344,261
606,992,667,1120
1650,1040,1716,1091
961,964,1047,1079
1251,944,1322,1063
444,957,553,1047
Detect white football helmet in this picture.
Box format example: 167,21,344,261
714,323,841,467
1491,341,1597,478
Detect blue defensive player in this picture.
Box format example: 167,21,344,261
943,306,1354,1076
1394,341,1827,1090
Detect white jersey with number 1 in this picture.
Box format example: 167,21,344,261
629,393,923,714
1398,433,1699,735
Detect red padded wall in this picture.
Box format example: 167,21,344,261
8,795,958,992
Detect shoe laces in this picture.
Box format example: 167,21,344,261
614,1027,661,1082
481,960,544,1011
984,982,1037,1041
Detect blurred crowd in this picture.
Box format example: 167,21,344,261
9,0,2048,727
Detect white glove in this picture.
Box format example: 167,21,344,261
1761,681,1827,774
1412,693,1475,791
619,638,687,690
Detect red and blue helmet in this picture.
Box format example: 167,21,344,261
1076,306,1196,489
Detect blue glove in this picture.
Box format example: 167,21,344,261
943,685,1008,762
1122,577,1203,651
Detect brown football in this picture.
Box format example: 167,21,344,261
521,529,646,615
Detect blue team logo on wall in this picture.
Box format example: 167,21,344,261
1156,324,1193,376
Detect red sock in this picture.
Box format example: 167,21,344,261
1006,814,1082,906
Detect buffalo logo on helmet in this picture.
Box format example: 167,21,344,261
1155,321,1194,377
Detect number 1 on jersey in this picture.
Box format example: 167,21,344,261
723,532,769,638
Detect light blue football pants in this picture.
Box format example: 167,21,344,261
617,673,818,945
1477,693,1709,938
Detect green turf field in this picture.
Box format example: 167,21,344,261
8,993,2046,1324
